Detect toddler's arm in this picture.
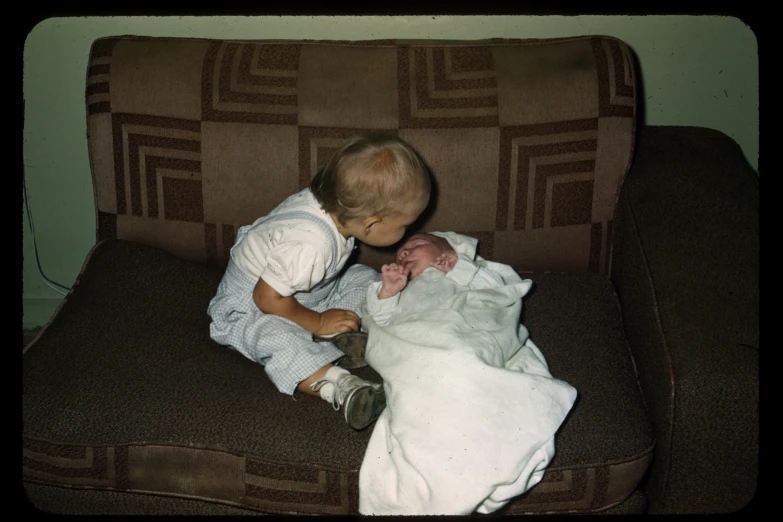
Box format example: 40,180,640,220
253,278,360,335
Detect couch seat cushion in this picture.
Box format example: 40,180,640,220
23,239,653,514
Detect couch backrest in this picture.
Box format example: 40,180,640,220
86,35,636,275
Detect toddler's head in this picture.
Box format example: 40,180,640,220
311,133,431,247
395,233,455,280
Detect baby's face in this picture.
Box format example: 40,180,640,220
395,233,452,279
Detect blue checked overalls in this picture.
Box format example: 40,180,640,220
208,210,380,395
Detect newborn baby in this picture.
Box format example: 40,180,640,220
366,229,533,367
377,231,506,301
378,233,459,299
359,232,577,515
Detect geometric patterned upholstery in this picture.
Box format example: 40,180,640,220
86,35,636,275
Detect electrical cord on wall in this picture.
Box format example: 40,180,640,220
22,169,72,296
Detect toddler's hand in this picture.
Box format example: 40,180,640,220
432,250,458,273
379,263,409,299
316,308,360,336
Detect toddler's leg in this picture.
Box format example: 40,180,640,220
310,366,386,431
224,308,384,430
226,310,344,396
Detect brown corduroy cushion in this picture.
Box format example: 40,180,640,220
23,239,653,514
611,126,759,513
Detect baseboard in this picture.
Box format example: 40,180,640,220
23,297,63,330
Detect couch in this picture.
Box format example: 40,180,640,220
22,34,758,515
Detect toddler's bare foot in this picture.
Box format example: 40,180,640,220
379,263,409,299
432,250,458,273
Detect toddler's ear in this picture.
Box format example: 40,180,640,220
361,215,383,235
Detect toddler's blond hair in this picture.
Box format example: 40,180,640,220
310,133,431,224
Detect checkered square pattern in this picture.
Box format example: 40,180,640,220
87,35,636,275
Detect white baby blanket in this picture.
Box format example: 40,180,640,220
358,236,577,515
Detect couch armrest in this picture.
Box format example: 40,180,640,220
610,126,758,514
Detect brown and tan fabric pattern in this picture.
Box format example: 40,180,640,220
86,35,636,275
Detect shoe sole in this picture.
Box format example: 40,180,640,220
344,384,386,431
312,331,369,370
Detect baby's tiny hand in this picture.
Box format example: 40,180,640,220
379,263,409,299
432,250,458,273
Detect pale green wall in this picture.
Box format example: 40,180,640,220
22,15,758,329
